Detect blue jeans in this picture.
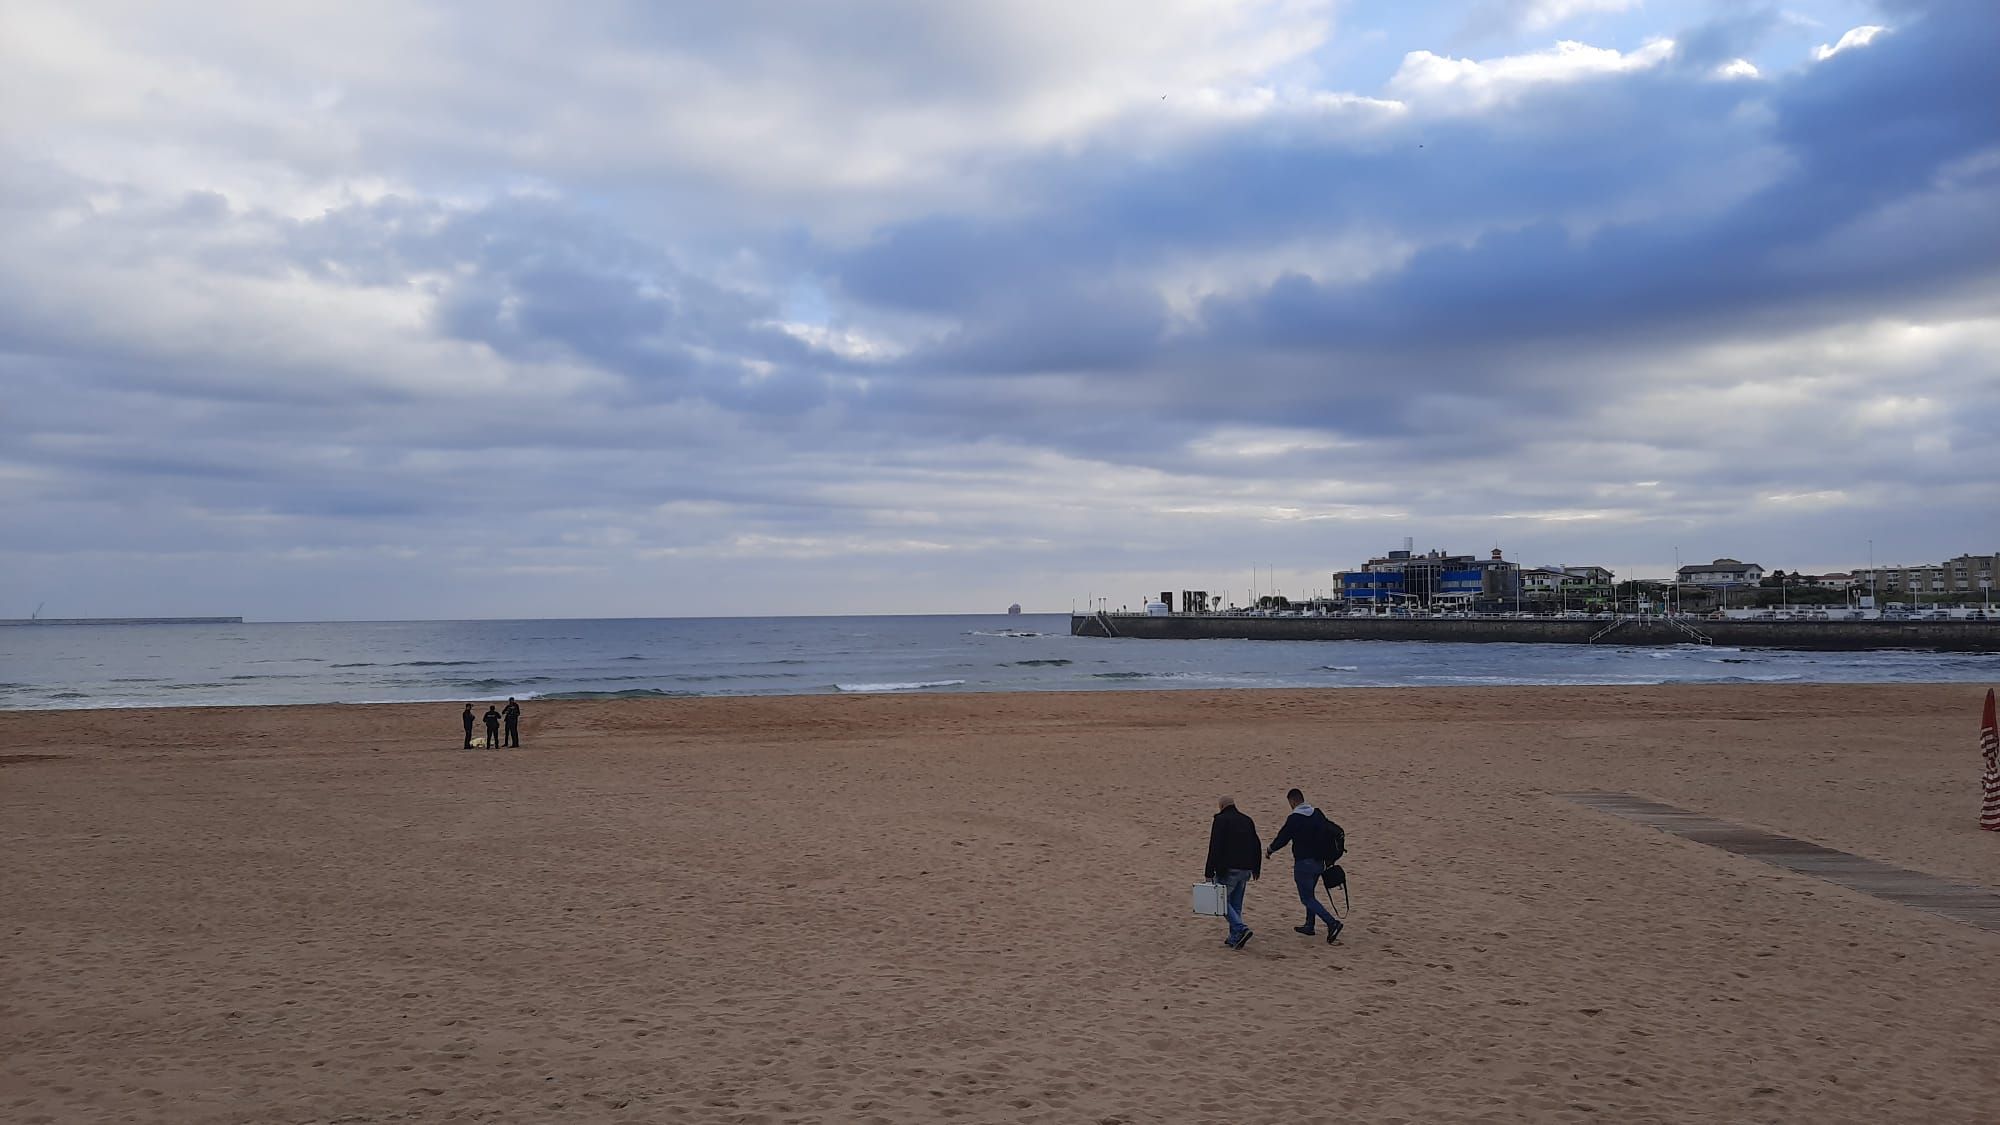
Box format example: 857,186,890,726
1223,869,1252,941
1293,858,1339,931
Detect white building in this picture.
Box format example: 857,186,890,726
1521,565,1614,591
1676,558,1765,587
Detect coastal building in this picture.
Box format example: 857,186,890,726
1852,566,1935,597
1944,552,1998,595
1853,553,1998,598
1522,565,1616,591
1339,546,1520,608
1518,564,1617,610
1676,558,1765,588
1797,573,1856,589
1519,567,1566,592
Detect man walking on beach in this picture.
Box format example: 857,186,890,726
502,697,521,748
483,705,502,749
1205,795,1262,950
1267,788,1343,943
461,703,475,749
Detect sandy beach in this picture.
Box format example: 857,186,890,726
5,683,2000,1124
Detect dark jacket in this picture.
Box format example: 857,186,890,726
483,708,501,729
462,708,475,730
502,702,520,726
1268,805,1332,862
1205,805,1262,881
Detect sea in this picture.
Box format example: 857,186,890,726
1,614,1995,711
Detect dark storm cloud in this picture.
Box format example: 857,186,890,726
847,0,1993,378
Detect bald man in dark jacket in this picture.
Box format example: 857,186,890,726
1204,796,1262,950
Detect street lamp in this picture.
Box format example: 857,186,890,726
1672,546,1681,618
1868,538,1876,616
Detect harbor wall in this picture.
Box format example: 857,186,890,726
1071,614,2000,652
0,617,244,627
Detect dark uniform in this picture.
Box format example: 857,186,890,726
483,706,502,748
502,698,521,748
462,704,475,749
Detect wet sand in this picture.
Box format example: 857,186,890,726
4,684,1999,1123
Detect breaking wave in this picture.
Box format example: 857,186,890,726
541,688,694,700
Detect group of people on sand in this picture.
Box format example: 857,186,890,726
1204,788,1346,951
461,699,522,748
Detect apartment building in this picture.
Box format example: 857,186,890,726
1852,553,1997,597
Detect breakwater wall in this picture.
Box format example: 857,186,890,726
0,617,244,627
1071,614,2000,652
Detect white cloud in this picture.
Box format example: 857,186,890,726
1388,37,1675,111
0,0,1341,228
1815,25,1886,61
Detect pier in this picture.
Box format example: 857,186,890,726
1071,613,2000,651
0,616,244,627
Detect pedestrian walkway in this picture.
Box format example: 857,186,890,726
1562,791,2000,934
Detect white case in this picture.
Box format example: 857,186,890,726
1191,881,1229,916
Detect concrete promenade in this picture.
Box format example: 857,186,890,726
1072,612,2000,651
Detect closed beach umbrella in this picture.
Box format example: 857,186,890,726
1982,688,2000,832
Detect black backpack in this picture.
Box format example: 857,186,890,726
1313,810,1346,864
1314,813,1350,912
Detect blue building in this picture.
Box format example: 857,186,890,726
1339,547,1521,608
1342,570,1406,603
1439,567,1487,601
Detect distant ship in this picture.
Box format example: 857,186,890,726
1007,603,1023,615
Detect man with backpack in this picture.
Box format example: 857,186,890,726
1266,788,1344,943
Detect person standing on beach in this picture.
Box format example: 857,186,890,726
461,703,475,750
502,697,521,748
483,705,502,749
1267,788,1343,943
1205,795,1262,950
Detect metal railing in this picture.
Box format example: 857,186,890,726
1666,616,1713,645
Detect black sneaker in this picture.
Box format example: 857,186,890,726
1234,929,1253,950
1294,925,1316,936
1327,919,1344,944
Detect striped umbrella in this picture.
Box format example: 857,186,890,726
1982,688,2000,832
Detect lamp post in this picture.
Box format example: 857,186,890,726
1672,546,1681,619
1868,539,1876,616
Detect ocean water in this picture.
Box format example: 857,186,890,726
1,614,1995,711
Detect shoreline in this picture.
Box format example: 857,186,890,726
4,672,1995,715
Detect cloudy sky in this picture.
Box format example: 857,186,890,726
2,0,1995,619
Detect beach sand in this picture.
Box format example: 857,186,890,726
4,683,2000,1124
